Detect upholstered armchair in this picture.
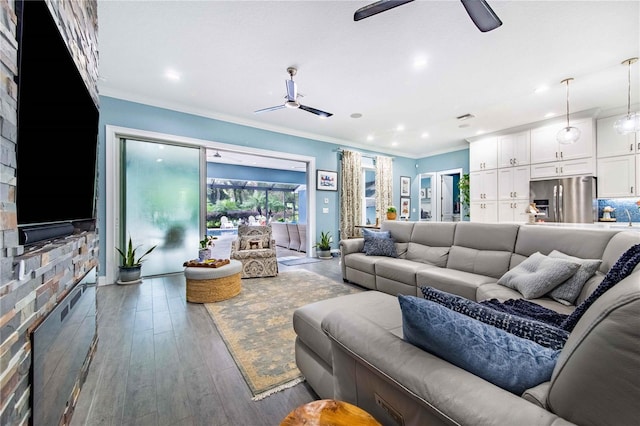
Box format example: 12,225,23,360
230,225,278,278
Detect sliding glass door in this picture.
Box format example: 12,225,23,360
122,139,201,277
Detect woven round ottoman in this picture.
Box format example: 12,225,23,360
185,260,243,303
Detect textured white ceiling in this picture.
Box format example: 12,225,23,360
97,1,640,159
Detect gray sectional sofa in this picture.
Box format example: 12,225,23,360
293,221,640,426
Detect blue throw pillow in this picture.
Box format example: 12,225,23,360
362,228,391,253
399,295,560,395
420,286,569,350
365,236,397,257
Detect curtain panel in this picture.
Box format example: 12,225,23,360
340,150,362,239
375,155,393,225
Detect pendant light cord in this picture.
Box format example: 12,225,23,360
626,59,631,117
565,79,570,128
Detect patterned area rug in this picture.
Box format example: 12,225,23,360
204,270,362,400
278,257,323,266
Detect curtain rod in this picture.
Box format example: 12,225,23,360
334,148,394,160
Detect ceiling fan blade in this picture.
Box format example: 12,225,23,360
354,0,414,21
254,104,286,114
285,79,297,101
299,104,333,118
460,0,502,32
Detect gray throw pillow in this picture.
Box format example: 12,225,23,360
365,237,397,257
362,228,391,253
498,252,581,299
547,250,602,305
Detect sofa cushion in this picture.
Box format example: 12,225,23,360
410,222,456,246
376,258,436,286
398,295,560,395
406,242,450,267
362,228,391,253
417,267,496,301
447,246,512,279
497,252,581,299
293,291,402,367
365,236,398,257
380,221,415,242
476,284,576,316
344,252,380,274
453,222,519,252
420,286,569,350
547,250,601,305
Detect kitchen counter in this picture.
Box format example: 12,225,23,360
524,221,640,232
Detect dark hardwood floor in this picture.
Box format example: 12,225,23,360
71,247,345,426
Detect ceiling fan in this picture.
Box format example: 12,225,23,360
354,0,502,33
254,67,333,118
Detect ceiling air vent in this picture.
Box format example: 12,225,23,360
456,113,475,121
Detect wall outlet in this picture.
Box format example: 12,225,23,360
324,197,329,204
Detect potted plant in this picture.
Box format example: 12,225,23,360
314,231,332,259
198,235,217,261
458,173,470,219
115,235,157,284
386,206,397,220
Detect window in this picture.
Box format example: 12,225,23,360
362,165,376,225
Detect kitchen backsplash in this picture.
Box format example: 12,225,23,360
598,198,640,223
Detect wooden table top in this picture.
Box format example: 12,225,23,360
280,399,382,426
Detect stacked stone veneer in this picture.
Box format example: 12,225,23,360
0,0,99,425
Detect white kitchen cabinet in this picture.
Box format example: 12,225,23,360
469,137,498,172
498,199,528,222
530,118,595,164
530,157,595,179
471,201,498,223
497,166,530,200
470,170,497,201
597,155,636,197
498,131,530,168
596,115,639,158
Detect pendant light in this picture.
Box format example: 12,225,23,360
613,57,640,135
556,78,580,145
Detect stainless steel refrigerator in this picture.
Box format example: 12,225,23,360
529,176,597,223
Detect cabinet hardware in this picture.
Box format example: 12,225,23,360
560,152,563,159
631,143,634,152
510,203,513,208
556,167,558,173
637,142,639,151
632,186,634,193
514,192,517,197
555,152,558,159
514,203,517,208
560,167,563,173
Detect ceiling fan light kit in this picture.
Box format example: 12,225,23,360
557,77,581,145
354,0,502,32
254,67,333,118
613,57,640,135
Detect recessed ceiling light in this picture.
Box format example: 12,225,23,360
458,124,470,128
475,130,485,135
413,56,428,70
534,85,549,94
165,70,180,81
391,141,398,146
366,134,374,141
156,158,163,162
421,132,429,138
545,112,556,118
350,113,363,118
397,124,405,131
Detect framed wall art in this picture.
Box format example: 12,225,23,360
400,197,411,218
400,176,411,197
317,170,338,191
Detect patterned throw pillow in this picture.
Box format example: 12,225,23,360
497,252,581,299
365,237,397,257
399,295,560,396
362,228,391,253
547,250,601,305
420,286,569,350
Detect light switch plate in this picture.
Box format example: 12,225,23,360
322,208,329,214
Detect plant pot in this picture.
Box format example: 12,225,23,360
317,249,332,259
198,248,212,261
118,265,142,284
386,212,397,220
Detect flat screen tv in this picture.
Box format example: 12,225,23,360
15,0,99,244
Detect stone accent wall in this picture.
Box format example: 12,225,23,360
0,1,99,425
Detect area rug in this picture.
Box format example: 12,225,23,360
204,270,362,400
278,257,323,266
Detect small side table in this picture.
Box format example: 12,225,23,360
280,399,382,426
184,259,242,303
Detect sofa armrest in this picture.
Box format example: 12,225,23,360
340,238,364,255
322,311,574,426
